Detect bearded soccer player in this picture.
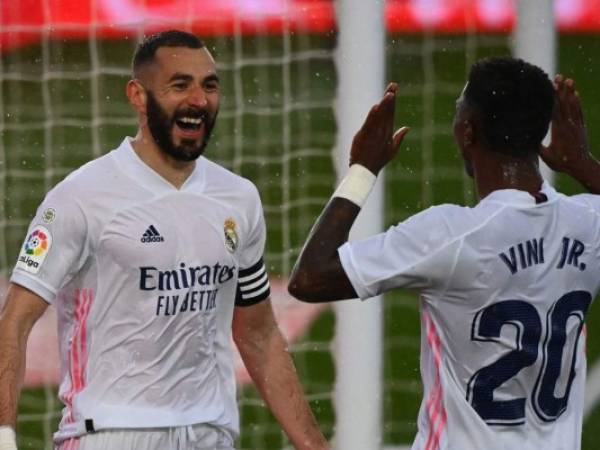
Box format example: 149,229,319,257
289,57,600,450
0,30,328,450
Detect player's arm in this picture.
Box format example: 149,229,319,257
288,83,409,302
0,283,48,449
540,75,600,193
232,299,329,450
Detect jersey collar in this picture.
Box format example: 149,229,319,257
111,137,206,194
481,181,559,207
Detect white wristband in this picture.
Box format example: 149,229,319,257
333,164,377,207
0,427,17,450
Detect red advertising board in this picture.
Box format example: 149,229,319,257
2,1,600,51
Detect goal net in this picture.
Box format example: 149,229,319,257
2,1,600,449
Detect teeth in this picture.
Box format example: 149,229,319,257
179,117,203,124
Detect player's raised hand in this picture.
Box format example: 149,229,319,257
539,75,593,175
349,83,410,175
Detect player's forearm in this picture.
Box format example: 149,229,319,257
565,155,600,194
288,196,360,301
0,316,27,429
0,285,47,433
238,327,329,450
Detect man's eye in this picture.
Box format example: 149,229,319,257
173,83,187,91
204,82,219,92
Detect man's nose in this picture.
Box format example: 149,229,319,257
187,86,208,107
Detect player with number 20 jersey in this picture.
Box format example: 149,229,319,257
288,57,600,450
339,182,600,449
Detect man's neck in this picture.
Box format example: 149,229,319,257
130,131,196,189
473,152,544,201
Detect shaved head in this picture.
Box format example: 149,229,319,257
132,30,205,80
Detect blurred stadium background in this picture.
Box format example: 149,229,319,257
3,0,600,449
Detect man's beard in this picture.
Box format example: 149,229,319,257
146,91,217,162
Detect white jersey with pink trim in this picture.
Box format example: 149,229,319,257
10,138,271,444
338,183,600,450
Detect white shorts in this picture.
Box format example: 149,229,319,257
55,424,235,450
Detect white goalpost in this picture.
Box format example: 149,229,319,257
333,0,385,448
514,0,556,184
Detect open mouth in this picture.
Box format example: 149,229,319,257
175,116,204,131
174,111,208,132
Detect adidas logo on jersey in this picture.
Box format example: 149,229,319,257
141,225,165,243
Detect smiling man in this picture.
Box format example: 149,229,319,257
131,37,220,165
0,30,328,450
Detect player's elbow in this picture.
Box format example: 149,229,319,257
287,271,321,303
287,275,309,301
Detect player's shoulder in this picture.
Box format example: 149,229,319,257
46,151,117,201
560,192,600,215
425,203,474,218
200,156,260,199
408,203,480,230
396,203,482,248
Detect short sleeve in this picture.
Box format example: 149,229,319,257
10,182,88,304
235,185,270,307
572,193,600,215
338,205,463,300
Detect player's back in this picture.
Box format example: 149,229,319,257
412,185,600,450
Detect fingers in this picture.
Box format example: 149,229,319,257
371,82,398,113
381,82,397,109
363,83,398,125
554,73,564,91
565,78,585,129
554,74,585,127
386,82,398,96
564,78,578,122
360,83,398,136
393,126,410,150
357,82,401,151
565,78,585,126
546,74,590,171
380,90,396,126
554,74,568,122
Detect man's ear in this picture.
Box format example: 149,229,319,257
463,119,475,146
126,79,147,115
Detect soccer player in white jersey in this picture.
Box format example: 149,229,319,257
0,30,329,450
289,57,600,450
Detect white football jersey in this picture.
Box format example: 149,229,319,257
11,138,270,444
339,183,600,450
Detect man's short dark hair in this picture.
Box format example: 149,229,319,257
464,57,554,157
132,30,205,77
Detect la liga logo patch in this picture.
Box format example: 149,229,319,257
17,225,53,274
25,229,50,255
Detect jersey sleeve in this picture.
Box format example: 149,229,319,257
338,205,463,300
235,185,270,307
10,182,88,304
572,193,600,215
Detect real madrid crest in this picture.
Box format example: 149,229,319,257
224,218,238,253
